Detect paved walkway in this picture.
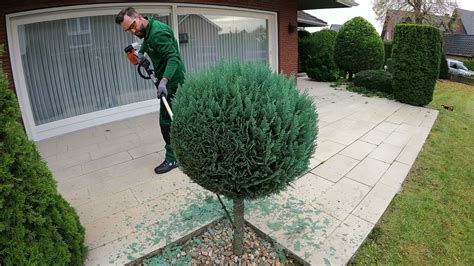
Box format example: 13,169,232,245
36,78,438,265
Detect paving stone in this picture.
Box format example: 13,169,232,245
87,167,154,203
84,188,192,249
130,170,193,203
383,131,412,147
267,209,341,260
352,183,399,224
312,178,371,220
346,157,390,187
307,214,373,265
373,121,399,134
361,130,389,145
284,173,334,203
76,189,139,225
53,164,83,181
82,151,133,174
379,161,412,190
313,140,346,161
368,142,403,164
396,145,423,166
311,154,359,182
47,152,91,172
128,142,163,159
339,140,377,160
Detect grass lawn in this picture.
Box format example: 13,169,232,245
351,80,474,264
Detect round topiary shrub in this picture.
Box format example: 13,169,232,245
305,29,339,82
171,61,318,255
0,53,86,264
392,24,442,106
334,17,385,79
354,70,393,94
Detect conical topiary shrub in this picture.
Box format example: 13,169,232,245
171,61,318,255
0,46,86,265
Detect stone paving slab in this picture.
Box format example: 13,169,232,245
36,78,438,265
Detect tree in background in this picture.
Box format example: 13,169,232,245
171,61,318,255
373,0,458,25
305,30,340,82
334,17,385,80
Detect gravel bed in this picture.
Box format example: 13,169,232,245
140,219,302,265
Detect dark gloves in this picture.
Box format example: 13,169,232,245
157,78,168,98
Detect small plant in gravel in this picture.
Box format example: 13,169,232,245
171,61,318,255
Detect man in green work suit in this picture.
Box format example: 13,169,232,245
116,7,185,174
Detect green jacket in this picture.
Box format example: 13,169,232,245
139,17,185,90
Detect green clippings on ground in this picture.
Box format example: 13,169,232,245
324,257,331,265
115,191,230,263
323,217,330,226
294,240,302,251
267,221,285,231
352,81,474,265
346,84,395,99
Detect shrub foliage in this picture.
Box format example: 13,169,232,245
392,24,442,106
304,30,339,82
463,60,474,71
171,61,318,255
172,61,317,199
354,70,393,94
334,17,385,79
0,49,86,265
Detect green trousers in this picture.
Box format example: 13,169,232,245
159,87,176,162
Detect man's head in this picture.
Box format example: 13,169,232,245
115,7,148,39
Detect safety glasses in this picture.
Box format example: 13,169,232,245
124,18,137,33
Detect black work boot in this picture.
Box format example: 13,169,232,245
154,160,178,174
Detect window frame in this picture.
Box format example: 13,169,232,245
6,3,278,141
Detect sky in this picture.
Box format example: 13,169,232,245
305,0,474,34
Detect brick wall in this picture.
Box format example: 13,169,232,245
0,0,298,93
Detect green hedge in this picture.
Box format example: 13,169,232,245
0,48,86,265
305,30,339,81
392,24,442,106
298,36,312,73
439,53,450,80
334,17,385,79
463,60,474,71
354,70,393,94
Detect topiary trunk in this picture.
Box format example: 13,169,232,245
233,198,245,255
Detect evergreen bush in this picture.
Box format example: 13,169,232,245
334,17,385,80
354,70,393,94
305,30,339,82
298,37,312,73
392,24,442,106
0,48,86,265
439,53,450,80
463,60,474,71
171,61,318,255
